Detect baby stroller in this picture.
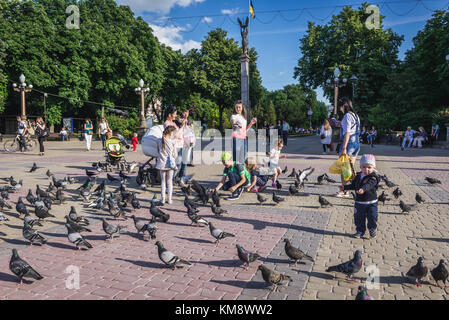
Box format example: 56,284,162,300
105,136,127,171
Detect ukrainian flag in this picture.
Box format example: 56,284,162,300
249,0,255,19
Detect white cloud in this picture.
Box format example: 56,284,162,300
221,8,240,16
202,16,212,23
149,24,201,53
117,0,206,14
279,71,285,76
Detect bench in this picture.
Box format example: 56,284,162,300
45,133,71,141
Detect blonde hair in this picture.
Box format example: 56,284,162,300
278,140,284,147
233,100,247,119
245,157,258,171
323,119,330,131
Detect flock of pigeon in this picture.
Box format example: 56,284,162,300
0,160,448,299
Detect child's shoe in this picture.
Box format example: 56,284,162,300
272,183,277,188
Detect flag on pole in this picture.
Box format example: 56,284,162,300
249,0,255,19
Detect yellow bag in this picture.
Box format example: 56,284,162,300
329,154,354,181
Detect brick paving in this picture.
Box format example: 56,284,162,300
1,137,449,300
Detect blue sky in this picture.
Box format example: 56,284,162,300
116,0,449,103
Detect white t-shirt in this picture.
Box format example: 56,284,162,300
341,112,360,135
100,122,109,134
230,114,247,139
269,148,280,168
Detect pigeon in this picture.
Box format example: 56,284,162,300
283,239,314,266
399,201,416,214
297,167,315,187
430,259,448,288
0,198,12,210
210,189,221,208
326,250,363,282
131,193,141,211
35,185,46,198
92,180,105,195
272,192,285,205
65,216,92,233
102,218,126,241
211,204,227,216
107,173,119,182
384,178,397,188
0,212,9,221
9,249,43,284
126,162,138,174
186,208,208,227
46,169,52,177
236,244,260,270
29,162,39,173
68,206,90,226
184,195,199,212
155,241,191,270
378,191,390,205
55,189,69,204
406,257,428,287
355,286,374,300
12,179,22,192
34,204,55,222
23,213,42,228
46,182,56,194
425,177,441,185
209,222,235,245
281,166,288,174
324,175,337,183
52,175,67,189
147,218,157,239
65,223,93,250
415,193,425,204
150,202,170,223
1,190,10,200
16,197,28,216
131,215,148,236
119,171,130,183
275,180,282,190
258,264,292,292
317,173,327,185
257,193,267,205
22,222,47,245
85,169,99,178
392,187,402,199
191,180,209,205
151,193,164,207
319,195,332,208
107,201,126,220
288,185,299,196
288,168,297,178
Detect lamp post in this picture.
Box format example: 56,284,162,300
325,68,357,118
307,108,313,130
135,79,150,132
349,74,358,100
43,93,48,122
12,74,33,120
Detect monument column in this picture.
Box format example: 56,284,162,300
240,53,250,118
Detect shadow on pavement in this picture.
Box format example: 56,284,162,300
413,237,449,243
211,279,269,290
116,257,164,269
0,271,32,284
0,237,28,246
293,269,334,280
45,241,78,250
190,259,239,268
175,236,214,244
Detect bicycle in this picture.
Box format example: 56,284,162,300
3,134,37,152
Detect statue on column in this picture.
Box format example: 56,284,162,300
237,17,249,55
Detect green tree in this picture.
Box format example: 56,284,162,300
293,3,403,124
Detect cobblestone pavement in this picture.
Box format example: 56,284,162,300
0,137,448,299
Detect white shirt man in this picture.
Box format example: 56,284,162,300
402,127,416,150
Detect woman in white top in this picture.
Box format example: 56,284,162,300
99,118,110,150
230,100,256,164
320,119,332,154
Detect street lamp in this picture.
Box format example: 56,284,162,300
12,74,33,120
135,79,150,131
349,74,358,100
325,68,356,118
307,108,313,130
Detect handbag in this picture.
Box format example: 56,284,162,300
320,134,326,140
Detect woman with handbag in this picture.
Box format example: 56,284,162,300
35,117,47,156
156,126,178,205
320,120,332,154
84,118,93,151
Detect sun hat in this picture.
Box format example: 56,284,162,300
360,154,376,168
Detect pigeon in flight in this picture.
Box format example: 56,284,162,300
258,264,292,292
9,249,43,285
155,241,191,270
236,244,260,271
326,250,363,282
406,257,428,287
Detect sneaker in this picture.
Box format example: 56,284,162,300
353,232,363,239
259,185,267,192
336,191,351,198
272,183,277,188
167,199,173,205
369,230,376,238
227,187,244,201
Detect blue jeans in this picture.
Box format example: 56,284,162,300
222,171,249,191
282,131,289,146
233,138,246,164
61,134,66,141
174,147,185,180
354,202,378,235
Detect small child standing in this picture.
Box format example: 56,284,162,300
339,154,379,239
269,140,287,187
156,126,178,204
131,133,138,151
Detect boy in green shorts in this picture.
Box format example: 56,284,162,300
214,152,251,201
